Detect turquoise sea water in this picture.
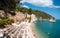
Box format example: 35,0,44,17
34,19,60,38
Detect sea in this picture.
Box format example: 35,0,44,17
34,19,60,38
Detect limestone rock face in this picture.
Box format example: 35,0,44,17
8,12,26,22
0,10,26,22
0,10,5,18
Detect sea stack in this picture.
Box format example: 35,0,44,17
50,18,55,23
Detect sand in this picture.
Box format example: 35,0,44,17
28,22,39,38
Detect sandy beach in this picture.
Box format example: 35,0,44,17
0,20,39,38
29,22,39,38
0,10,38,38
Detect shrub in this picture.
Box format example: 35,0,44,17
0,18,14,25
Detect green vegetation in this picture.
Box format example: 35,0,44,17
0,0,21,28
27,8,32,22
0,18,14,25
0,0,54,19
33,10,54,19
19,7,54,19
27,8,32,15
0,0,22,17
0,0,21,10
0,0,55,27
19,7,33,22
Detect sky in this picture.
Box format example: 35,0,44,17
20,0,60,19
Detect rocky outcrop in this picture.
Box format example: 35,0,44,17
0,10,5,18
8,11,26,22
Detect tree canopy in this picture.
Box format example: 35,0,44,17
0,0,22,17
27,8,32,15
19,7,54,19
0,0,21,10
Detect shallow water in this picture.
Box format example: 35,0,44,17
34,19,60,38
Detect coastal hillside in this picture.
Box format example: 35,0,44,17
0,0,55,28
0,0,54,19
19,7,54,19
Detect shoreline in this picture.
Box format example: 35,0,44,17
0,18,39,38
29,22,39,38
